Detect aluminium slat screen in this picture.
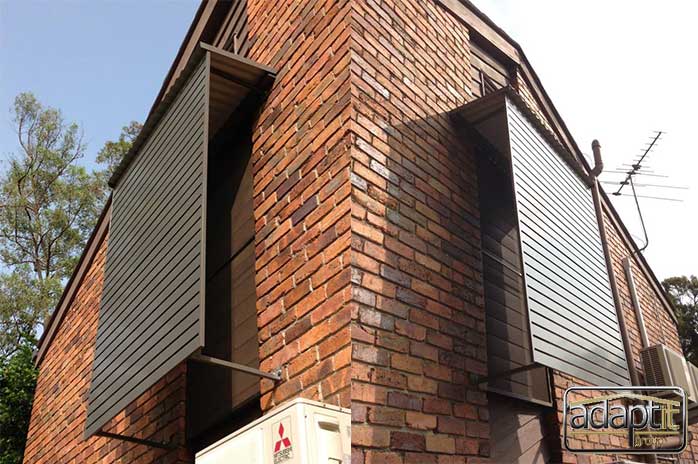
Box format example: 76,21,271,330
84,56,208,437
506,99,630,386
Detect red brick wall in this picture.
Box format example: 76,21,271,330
348,1,491,463
247,0,353,412
23,233,191,464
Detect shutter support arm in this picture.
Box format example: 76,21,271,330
95,430,176,450
477,362,541,386
191,353,282,381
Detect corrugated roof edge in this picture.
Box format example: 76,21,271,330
34,196,112,366
440,0,678,328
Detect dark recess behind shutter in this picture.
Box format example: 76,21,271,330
477,153,550,404
84,56,210,438
188,133,260,442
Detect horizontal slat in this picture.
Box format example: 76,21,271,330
513,173,607,267
108,90,206,240
524,261,619,332
521,245,615,316
99,155,204,310
96,173,203,337
511,152,603,251
509,134,599,233
90,278,201,397
112,63,207,202
529,316,627,371
87,329,200,432
526,287,626,356
533,344,628,387
113,61,206,187
508,109,594,213
529,324,626,380
92,237,202,376
108,106,205,242
517,199,609,285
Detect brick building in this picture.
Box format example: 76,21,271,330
22,1,696,463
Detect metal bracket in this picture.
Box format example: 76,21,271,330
191,354,282,381
477,363,541,387
95,430,176,450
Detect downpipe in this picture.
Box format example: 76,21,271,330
589,141,658,464
588,140,640,386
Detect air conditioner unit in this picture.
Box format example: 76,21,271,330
195,398,350,464
641,344,697,406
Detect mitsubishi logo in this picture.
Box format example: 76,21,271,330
274,423,292,452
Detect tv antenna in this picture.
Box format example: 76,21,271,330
600,131,686,254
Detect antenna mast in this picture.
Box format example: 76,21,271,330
601,131,686,255
613,131,662,197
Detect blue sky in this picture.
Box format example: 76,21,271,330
0,1,199,170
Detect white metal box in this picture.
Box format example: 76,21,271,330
195,398,350,464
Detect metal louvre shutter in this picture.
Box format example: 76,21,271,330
84,43,276,438
84,56,210,438
506,99,630,386
454,88,630,388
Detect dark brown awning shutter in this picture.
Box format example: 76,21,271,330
455,88,630,388
84,43,275,438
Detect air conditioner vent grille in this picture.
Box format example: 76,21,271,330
641,345,667,386
641,344,696,405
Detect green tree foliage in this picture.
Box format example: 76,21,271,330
0,93,106,352
0,340,37,464
663,275,698,363
96,120,141,179
0,269,60,359
0,92,115,463
0,92,140,463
